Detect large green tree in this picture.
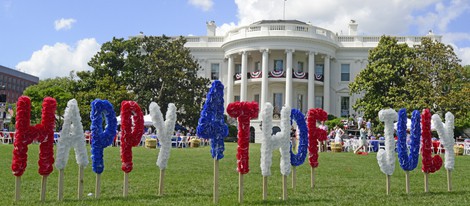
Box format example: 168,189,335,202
23,77,74,129
86,35,210,127
350,36,469,135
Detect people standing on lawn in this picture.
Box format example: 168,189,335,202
366,119,372,137
319,121,328,152
354,124,368,154
334,125,344,143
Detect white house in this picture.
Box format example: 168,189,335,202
183,20,441,143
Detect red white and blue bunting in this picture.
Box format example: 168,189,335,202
270,70,285,78
250,71,262,78
293,71,306,79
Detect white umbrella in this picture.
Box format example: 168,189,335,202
117,114,154,126
393,118,444,131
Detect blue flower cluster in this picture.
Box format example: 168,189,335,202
397,108,421,171
196,80,228,160
90,99,118,174
289,108,308,167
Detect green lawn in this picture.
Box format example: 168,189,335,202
1,143,470,205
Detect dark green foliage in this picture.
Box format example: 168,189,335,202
350,36,469,134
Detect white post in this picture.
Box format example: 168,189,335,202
323,55,330,113
241,51,248,101
227,55,234,106
285,49,293,107
307,51,315,109
260,49,269,118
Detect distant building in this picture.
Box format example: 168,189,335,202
0,65,39,103
182,20,441,143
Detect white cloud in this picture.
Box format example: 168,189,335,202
188,0,213,11
16,38,101,79
414,0,470,34
54,18,77,31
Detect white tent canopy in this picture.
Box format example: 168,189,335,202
116,114,154,126
393,118,444,131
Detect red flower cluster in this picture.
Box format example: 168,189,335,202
307,108,327,168
421,109,442,173
227,101,259,174
12,96,57,176
120,101,145,173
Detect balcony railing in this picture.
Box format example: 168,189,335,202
233,70,324,81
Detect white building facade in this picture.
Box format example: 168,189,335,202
184,20,441,143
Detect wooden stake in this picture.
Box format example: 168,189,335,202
213,159,219,204
41,175,48,202
311,167,315,191
291,166,296,189
95,174,101,198
123,172,129,197
238,173,243,204
15,176,21,201
386,175,390,195
158,169,165,196
282,175,288,200
58,169,64,201
405,171,410,194
424,173,429,193
262,176,268,200
447,170,452,192
78,166,84,200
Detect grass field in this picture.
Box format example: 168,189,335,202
1,143,470,205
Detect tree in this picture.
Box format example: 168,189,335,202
87,36,210,127
73,72,134,128
349,36,414,121
23,77,74,129
350,36,470,135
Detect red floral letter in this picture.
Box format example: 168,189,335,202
12,96,57,176
227,101,259,174
120,101,144,173
307,108,327,168
421,109,442,173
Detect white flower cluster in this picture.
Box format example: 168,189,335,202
377,109,397,176
55,99,89,170
260,103,291,177
432,112,455,170
150,102,177,170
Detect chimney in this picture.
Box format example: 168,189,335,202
348,20,358,36
206,21,216,36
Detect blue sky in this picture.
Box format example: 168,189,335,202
1,0,469,79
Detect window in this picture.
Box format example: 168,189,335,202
273,93,283,114
274,60,284,72
211,63,219,80
315,64,324,75
297,61,304,72
315,96,323,109
341,96,350,117
235,64,242,74
297,94,303,112
254,61,261,72
254,94,260,104
234,95,240,102
341,64,350,81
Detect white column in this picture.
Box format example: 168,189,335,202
240,51,248,101
260,49,269,117
226,55,234,106
307,51,315,109
323,55,330,113
285,49,293,107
